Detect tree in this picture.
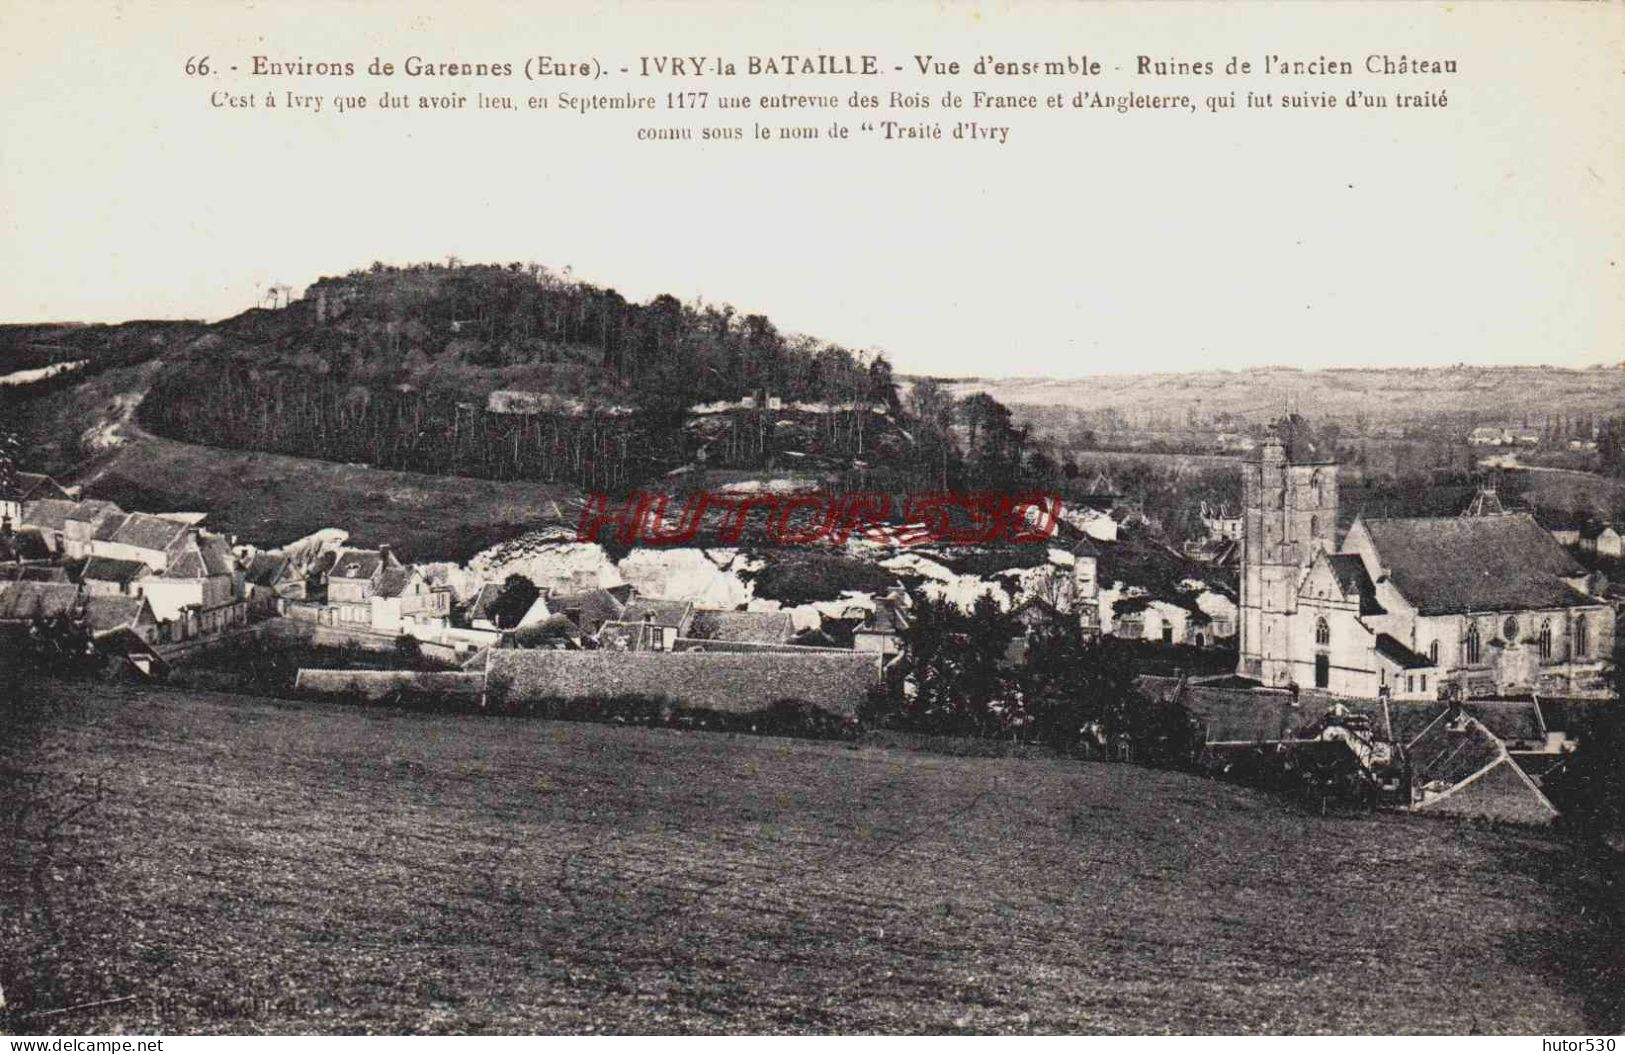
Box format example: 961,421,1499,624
1545,710,1625,848
488,574,540,630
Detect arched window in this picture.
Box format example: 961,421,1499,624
1309,514,1320,539
1429,640,1439,665
1315,617,1330,646
1575,615,1589,658
1538,620,1552,661
1503,616,1519,642
1465,622,1481,665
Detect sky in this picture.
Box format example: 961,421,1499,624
1,0,1622,378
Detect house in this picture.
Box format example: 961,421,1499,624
322,546,403,624
81,556,155,597
509,613,582,649
243,551,303,614
62,500,124,559
1239,416,1616,699
1199,501,1243,542
548,588,627,637
1579,522,1622,559
466,582,507,631
0,581,161,645
0,471,70,526
142,528,247,637
89,511,192,571
853,593,909,656
0,564,68,584
368,564,453,633
687,609,796,646
17,499,80,555
617,596,695,651
595,619,669,652
1406,708,1557,825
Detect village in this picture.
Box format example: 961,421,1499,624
2,413,1618,829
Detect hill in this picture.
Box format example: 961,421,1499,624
940,366,1625,434
3,681,1616,1034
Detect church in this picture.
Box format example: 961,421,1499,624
1237,418,1615,701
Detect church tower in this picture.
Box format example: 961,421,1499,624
1237,416,1339,685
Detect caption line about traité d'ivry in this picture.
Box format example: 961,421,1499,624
187,51,1461,144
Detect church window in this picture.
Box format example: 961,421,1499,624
1575,615,1589,658
1315,617,1330,646
1310,514,1320,539
1428,640,1439,665
1503,616,1519,642
1539,620,1552,661
1465,623,1481,665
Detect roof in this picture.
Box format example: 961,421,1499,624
621,596,694,630
1374,633,1432,670
1358,513,1592,615
688,609,796,644
1326,554,1385,616
164,532,236,579
372,566,413,599
244,552,293,588
1461,700,1545,744
82,594,153,635
855,598,909,635
19,499,80,532
549,589,626,634
1534,507,1587,532
1142,677,1389,745
467,582,503,622
0,581,81,621
93,512,190,552
69,499,124,523
0,471,69,503
1072,535,1104,558
0,564,69,583
1407,709,1505,785
82,556,153,585
329,548,387,581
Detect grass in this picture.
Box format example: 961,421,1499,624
3,681,1616,1035
77,430,582,563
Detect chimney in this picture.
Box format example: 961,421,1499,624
379,543,394,566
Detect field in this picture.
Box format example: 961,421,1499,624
4,682,1617,1035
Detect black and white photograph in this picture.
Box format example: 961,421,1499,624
1,0,1622,1041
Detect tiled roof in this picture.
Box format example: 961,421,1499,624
1360,513,1591,615
244,552,292,588
82,595,151,635
1461,700,1545,744
1374,633,1432,670
19,499,79,532
0,564,69,583
688,609,796,644
621,597,694,630
329,548,386,581
1407,710,1504,786
82,556,152,585
549,589,626,634
0,471,69,502
1140,676,1389,745
372,566,413,599
467,582,503,621
1326,554,1385,616
94,512,190,552
0,581,80,620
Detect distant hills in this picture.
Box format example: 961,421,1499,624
934,365,1625,435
